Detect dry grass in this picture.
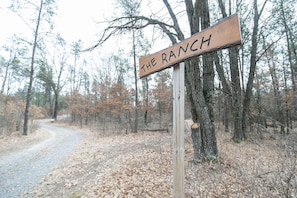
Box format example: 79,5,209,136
0,122,51,156
23,122,297,198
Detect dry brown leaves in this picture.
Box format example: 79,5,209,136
24,124,297,198
0,125,51,156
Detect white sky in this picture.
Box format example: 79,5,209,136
0,0,179,55
0,0,117,48
55,0,115,44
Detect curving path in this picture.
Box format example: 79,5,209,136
0,120,82,198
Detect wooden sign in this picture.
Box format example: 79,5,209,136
138,14,242,198
139,14,242,78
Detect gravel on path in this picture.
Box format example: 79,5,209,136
0,120,82,198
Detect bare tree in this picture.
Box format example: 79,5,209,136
23,0,44,135
37,35,67,121
89,0,219,161
216,0,270,141
184,0,218,161
217,0,244,142
52,35,67,121
10,0,56,135
276,0,297,119
242,0,268,135
0,46,22,95
70,40,83,94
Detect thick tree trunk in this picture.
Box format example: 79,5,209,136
185,57,218,161
191,123,201,163
229,47,245,141
183,0,218,161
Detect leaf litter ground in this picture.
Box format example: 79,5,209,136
22,122,297,197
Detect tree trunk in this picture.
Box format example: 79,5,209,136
283,66,290,134
242,0,260,135
183,0,219,161
223,94,229,132
185,56,218,161
23,0,44,135
229,47,244,141
217,0,244,141
142,77,149,125
191,123,201,163
269,57,285,134
280,0,297,119
132,30,138,133
1,62,10,94
53,90,58,121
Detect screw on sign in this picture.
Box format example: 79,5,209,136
139,14,242,198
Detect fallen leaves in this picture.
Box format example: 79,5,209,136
94,146,172,197
23,124,297,197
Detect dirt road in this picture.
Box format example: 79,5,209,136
0,120,82,198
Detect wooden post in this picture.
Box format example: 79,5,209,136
173,62,185,197
139,15,242,197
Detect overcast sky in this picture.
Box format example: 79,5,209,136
0,0,117,47
55,0,115,43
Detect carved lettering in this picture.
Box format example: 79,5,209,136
190,39,199,51
151,57,157,67
200,34,212,49
141,65,146,72
139,15,242,78
169,50,176,61
142,57,158,72
162,53,168,64
178,44,189,57
145,62,152,71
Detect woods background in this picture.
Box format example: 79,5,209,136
0,0,296,143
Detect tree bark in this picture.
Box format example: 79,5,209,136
217,0,244,141
230,47,245,141
53,90,58,121
91,0,220,161
132,30,138,133
1,62,10,94
242,0,260,135
23,0,44,135
242,0,269,135
280,0,297,119
269,55,285,134
185,56,218,160
183,0,218,161
191,123,201,163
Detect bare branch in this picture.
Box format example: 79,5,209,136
259,0,269,18
162,0,184,41
256,36,282,63
85,15,180,51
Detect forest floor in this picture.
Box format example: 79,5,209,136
0,120,82,198
0,123,51,158
3,120,297,197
